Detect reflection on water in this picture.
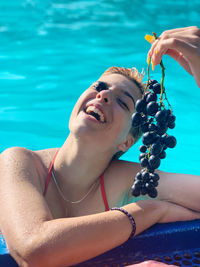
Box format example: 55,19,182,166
0,0,200,173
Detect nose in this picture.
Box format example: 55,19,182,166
96,90,111,104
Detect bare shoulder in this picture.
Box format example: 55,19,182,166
0,147,56,260
0,146,37,171
103,159,141,206
105,159,141,186
0,147,58,191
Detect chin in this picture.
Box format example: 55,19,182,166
69,121,96,140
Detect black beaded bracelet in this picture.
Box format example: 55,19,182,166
110,207,136,239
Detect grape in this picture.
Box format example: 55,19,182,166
150,173,160,181
160,133,168,144
168,114,176,124
152,134,160,143
142,131,155,145
166,109,171,117
134,180,142,189
165,135,177,148
168,122,175,129
139,153,146,160
135,172,142,180
147,166,155,173
146,101,158,116
148,155,161,169
132,112,142,127
139,145,147,153
152,180,158,187
156,122,168,135
148,123,157,131
163,144,168,150
155,110,168,123
148,187,158,198
159,150,166,159
143,91,151,101
141,186,147,195
149,79,158,89
151,142,163,156
152,83,161,94
140,157,148,167
141,115,148,123
142,171,150,182
146,93,157,103
135,99,146,113
145,182,154,192
141,168,147,173
131,185,140,197
141,122,149,133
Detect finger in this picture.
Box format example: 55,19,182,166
152,47,192,75
160,26,195,37
165,49,192,75
149,26,200,58
148,34,190,59
152,38,197,65
147,39,159,58
148,28,192,57
160,26,200,38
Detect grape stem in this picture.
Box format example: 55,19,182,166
145,56,151,92
152,32,165,107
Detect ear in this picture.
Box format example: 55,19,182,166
117,134,135,152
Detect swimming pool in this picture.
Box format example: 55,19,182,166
0,0,200,175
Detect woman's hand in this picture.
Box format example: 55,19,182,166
147,26,200,87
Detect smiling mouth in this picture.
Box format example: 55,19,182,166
85,106,105,123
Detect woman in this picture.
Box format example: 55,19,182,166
0,26,200,267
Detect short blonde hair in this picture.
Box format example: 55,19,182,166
101,66,145,95
101,66,145,159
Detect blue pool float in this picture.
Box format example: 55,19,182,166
1,219,200,266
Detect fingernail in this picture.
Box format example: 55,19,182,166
145,34,155,44
155,50,159,54
152,61,155,71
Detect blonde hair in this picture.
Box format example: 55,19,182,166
101,66,145,95
101,66,145,159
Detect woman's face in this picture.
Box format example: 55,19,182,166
69,73,142,154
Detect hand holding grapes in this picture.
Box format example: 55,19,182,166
147,26,200,88
131,32,177,198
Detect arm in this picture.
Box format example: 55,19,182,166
148,26,200,87
0,148,199,267
157,170,200,212
107,161,200,214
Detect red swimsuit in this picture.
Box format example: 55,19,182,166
43,150,109,211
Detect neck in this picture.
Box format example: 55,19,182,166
53,133,113,201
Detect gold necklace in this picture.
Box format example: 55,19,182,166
51,169,99,204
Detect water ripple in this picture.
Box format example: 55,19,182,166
0,0,199,173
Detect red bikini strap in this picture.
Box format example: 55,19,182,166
100,174,109,211
43,150,59,196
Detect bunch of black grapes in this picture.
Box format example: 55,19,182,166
131,80,176,198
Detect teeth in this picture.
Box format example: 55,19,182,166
86,106,105,122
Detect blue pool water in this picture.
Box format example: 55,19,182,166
0,0,200,175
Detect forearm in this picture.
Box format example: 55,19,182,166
23,200,164,267
158,200,200,223
157,170,200,212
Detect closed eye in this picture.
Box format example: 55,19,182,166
93,81,108,92
117,97,129,111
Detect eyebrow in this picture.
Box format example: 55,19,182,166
122,90,135,106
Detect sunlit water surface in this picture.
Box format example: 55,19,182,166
0,0,200,174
